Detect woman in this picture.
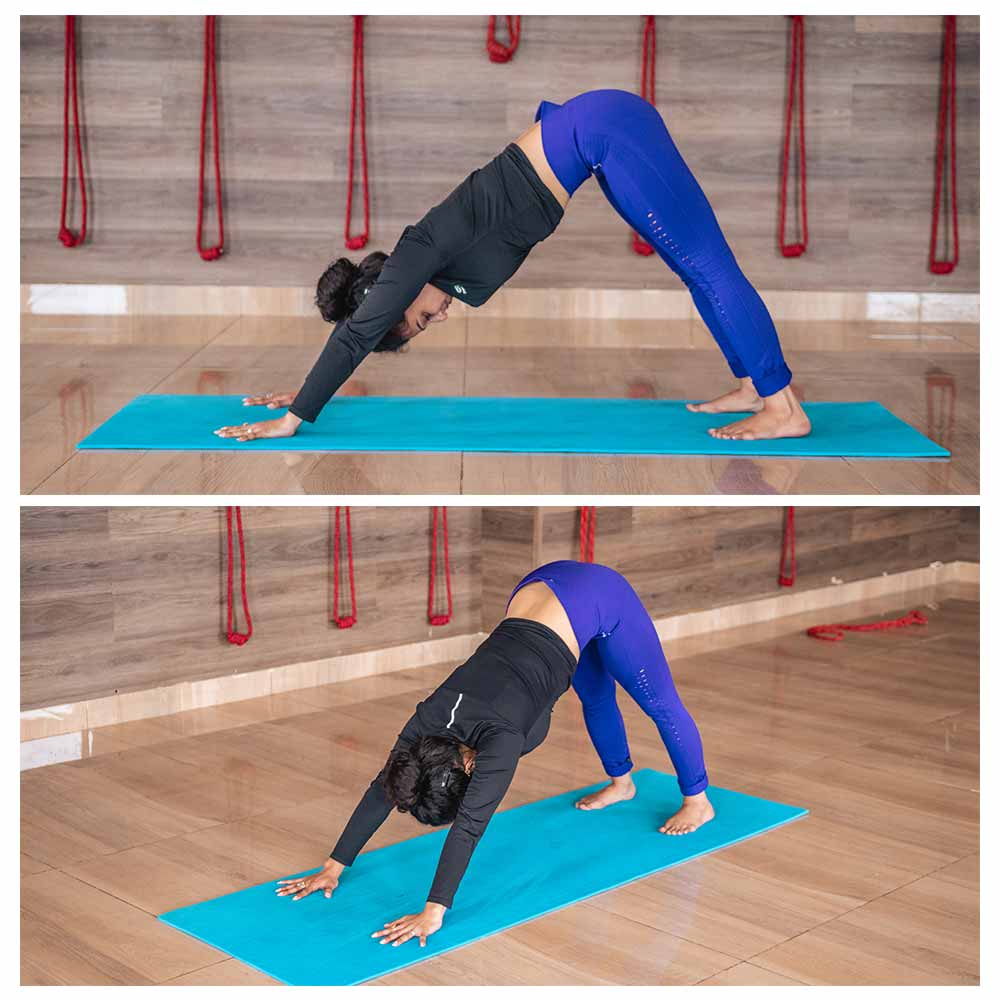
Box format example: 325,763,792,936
276,559,714,949
217,90,809,446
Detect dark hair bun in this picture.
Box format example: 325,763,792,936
315,251,388,323
382,735,470,827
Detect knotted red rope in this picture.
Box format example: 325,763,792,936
225,506,252,645
428,507,453,626
486,16,522,63
778,15,808,258
778,506,796,587
344,15,370,251
332,507,358,628
196,15,224,261
579,507,596,563
58,15,87,248
631,15,657,257
929,15,959,274
808,609,928,643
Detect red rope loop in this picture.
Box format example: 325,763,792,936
631,15,657,256
929,15,959,274
778,506,796,587
778,15,808,258
428,507,453,626
579,507,596,563
225,506,253,645
807,609,929,643
59,15,87,248
196,16,224,261
332,507,358,628
344,15,370,251
486,16,522,63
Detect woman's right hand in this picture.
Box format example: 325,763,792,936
242,391,298,410
276,860,342,901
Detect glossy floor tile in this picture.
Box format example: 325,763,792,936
20,596,979,984
21,314,978,494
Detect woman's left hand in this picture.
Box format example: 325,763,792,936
372,903,445,948
213,411,302,443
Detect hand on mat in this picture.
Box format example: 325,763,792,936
275,864,341,901
242,391,297,410
372,903,445,948
214,411,302,443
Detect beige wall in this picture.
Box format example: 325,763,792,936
21,15,979,292
22,505,978,711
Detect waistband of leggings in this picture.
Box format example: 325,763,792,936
499,143,565,231
493,616,578,674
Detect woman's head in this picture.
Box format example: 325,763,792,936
382,735,473,826
315,254,453,352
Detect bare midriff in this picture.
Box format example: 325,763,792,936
504,580,580,661
514,121,571,210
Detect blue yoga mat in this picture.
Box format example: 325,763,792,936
78,394,948,458
158,769,807,985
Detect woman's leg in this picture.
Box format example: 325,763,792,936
571,639,634,777
595,140,810,441
596,586,716,834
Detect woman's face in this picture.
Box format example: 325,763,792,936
400,284,452,340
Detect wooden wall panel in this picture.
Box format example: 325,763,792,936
20,15,979,291
20,506,481,710
21,505,977,710
479,505,975,625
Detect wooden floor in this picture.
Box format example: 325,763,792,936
21,314,978,495
21,590,979,985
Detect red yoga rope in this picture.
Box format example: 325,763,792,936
778,15,808,258
929,15,959,274
225,506,253,645
778,506,796,587
58,15,87,248
344,15,370,251
428,507,453,626
807,609,929,643
196,15,225,261
579,507,596,563
486,16,522,63
332,507,358,628
631,15,656,257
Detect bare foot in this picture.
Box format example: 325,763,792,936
708,384,811,441
575,775,636,811
659,792,715,835
686,378,762,415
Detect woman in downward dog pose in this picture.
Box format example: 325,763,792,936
217,89,808,446
276,560,713,949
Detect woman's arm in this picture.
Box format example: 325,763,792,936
288,225,445,424
372,728,523,948
328,771,397,867
423,730,523,908
328,710,426,868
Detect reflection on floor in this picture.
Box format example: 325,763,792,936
21,314,978,495
21,590,979,985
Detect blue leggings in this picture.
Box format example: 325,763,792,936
509,560,709,797
536,90,791,397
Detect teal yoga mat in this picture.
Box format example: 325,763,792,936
158,769,807,985
78,394,949,458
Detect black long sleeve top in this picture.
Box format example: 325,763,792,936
289,144,564,423
329,618,577,908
